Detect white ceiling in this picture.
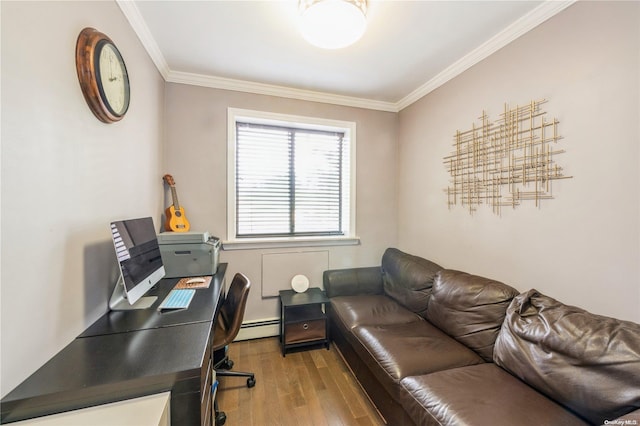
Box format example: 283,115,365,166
120,0,574,112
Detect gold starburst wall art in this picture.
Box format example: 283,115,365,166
444,99,572,216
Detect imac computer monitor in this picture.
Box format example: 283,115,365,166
109,216,166,310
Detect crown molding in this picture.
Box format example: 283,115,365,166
116,0,170,80
166,71,399,112
118,0,575,113
395,0,576,110
116,1,397,112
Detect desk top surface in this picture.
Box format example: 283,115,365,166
1,323,211,413
1,264,227,424
81,263,227,337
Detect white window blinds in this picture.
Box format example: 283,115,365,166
235,122,350,238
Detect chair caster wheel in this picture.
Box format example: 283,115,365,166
215,411,227,425
221,359,234,370
247,377,256,388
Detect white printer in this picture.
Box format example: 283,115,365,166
157,231,220,278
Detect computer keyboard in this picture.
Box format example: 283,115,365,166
158,289,196,311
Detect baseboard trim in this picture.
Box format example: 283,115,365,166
235,318,280,341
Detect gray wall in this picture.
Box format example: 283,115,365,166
162,83,398,322
1,1,165,396
397,1,640,323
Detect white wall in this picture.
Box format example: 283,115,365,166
1,1,165,396
163,84,398,322
397,1,640,323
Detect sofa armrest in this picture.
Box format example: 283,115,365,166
323,267,383,298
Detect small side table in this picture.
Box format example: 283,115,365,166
279,287,330,356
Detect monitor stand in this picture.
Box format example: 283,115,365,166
109,276,158,311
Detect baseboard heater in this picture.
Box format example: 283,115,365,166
235,318,280,341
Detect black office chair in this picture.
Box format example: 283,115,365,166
213,273,255,426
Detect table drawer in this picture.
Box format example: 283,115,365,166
201,365,212,426
284,319,326,344
200,341,211,399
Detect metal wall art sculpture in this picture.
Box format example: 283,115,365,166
444,99,571,215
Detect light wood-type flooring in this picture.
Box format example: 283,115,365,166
216,337,385,425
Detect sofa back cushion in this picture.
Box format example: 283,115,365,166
381,248,442,317
494,289,640,424
426,270,519,361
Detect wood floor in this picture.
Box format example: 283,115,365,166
216,337,385,426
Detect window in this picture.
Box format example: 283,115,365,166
226,109,357,249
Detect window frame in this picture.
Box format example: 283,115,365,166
225,108,358,250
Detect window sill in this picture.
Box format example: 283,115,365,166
222,236,361,251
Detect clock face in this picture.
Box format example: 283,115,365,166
96,41,130,117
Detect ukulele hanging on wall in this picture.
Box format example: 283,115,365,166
163,174,191,232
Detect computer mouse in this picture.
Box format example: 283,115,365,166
186,277,206,284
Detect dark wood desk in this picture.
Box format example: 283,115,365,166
81,268,225,337
0,264,227,425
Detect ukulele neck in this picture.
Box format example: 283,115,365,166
170,186,180,208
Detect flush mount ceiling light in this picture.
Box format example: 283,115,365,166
299,0,368,49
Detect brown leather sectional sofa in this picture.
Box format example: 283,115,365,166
323,248,640,425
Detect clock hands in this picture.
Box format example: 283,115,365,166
108,54,117,82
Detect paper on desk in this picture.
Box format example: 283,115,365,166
174,276,212,289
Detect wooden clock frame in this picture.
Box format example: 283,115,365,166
75,27,130,123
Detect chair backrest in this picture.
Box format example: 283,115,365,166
215,273,251,349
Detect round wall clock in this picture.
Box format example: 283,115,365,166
75,27,130,123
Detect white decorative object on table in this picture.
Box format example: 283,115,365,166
291,274,310,293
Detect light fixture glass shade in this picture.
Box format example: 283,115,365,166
299,0,367,49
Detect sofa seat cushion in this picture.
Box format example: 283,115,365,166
426,269,519,361
330,295,422,330
400,363,589,426
494,290,640,425
352,321,484,402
